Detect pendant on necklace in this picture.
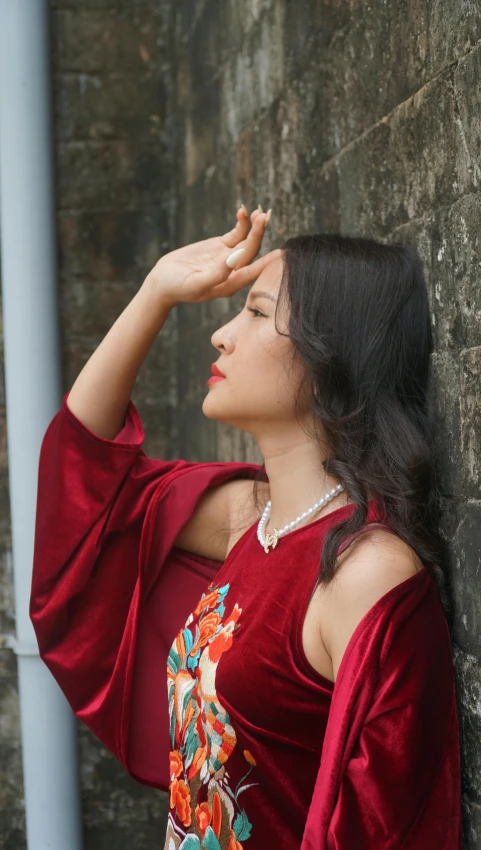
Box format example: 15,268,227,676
264,528,280,554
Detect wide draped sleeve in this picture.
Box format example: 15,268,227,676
30,391,262,790
300,568,463,850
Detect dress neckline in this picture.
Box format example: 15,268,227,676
224,498,385,565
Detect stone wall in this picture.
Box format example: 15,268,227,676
0,0,479,847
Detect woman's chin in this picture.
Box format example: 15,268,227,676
201,395,225,420
202,395,238,426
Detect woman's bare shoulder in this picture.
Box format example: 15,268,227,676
173,477,264,562
319,529,423,680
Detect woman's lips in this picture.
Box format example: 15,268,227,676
207,375,226,386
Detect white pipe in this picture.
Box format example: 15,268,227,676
0,2,83,848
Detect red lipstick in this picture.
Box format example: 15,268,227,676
207,363,226,386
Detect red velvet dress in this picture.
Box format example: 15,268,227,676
30,393,463,849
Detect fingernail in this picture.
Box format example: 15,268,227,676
226,247,245,268
265,208,272,224
241,203,248,215
258,204,264,213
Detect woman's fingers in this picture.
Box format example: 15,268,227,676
212,247,283,298
224,210,269,274
242,210,269,261
220,206,266,248
189,206,273,294
188,243,282,299
220,206,251,247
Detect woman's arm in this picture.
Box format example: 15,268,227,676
300,563,462,849
30,393,260,788
66,204,277,441
66,277,174,439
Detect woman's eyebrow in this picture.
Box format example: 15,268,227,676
247,290,277,303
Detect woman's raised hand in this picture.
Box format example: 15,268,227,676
144,206,282,309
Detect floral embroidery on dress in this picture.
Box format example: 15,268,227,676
165,582,257,850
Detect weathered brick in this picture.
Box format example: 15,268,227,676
232,92,317,238
430,194,481,350
51,8,162,74
184,78,222,187
453,646,481,803
56,141,168,209
0,809,26,850
462,797,481,850
53,72,167,142
430,351,462,496
79,724,168,849
0,546,15,639
335,69,475,237
217,2,285,146
304,1,430,163
427,0,481,75
56,209,169,282
61,280,144,337
454,44,481,193
459,346,481,499
449,501,481,655
390,214,435,309
51,0,153,7
0,692,25,846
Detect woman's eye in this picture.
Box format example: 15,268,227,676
248,307,266,318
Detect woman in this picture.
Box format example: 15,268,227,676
30,206,462,849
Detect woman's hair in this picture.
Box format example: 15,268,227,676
250,233,454,624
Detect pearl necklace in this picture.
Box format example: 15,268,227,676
257,483,345,553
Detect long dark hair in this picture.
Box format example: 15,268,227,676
250,233,454,624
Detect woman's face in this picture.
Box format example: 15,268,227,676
202,256,309,438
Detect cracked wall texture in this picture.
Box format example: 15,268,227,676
0,0,480,847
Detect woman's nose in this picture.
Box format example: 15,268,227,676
211,333,234,353
211,321,235,351
210,328,227,348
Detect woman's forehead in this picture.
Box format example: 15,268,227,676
251,255,284,294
